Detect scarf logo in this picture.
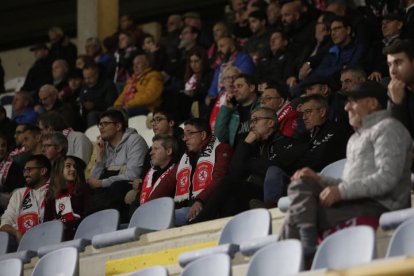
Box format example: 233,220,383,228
59,202,66,212
22,195,32,210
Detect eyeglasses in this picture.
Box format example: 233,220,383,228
250,117,274,124
150,117,168,124
260,96,281,103
97,121,117,128
183,131,203,139
23,167,43,173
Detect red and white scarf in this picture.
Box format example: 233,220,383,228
54,182,80,223
17,183,49,234
139,164,175,204
0,156,13,186
9,147,26,157
174,137,219,202
123,74,138,102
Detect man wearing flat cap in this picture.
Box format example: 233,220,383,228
279,80,412,260
21,43,53,96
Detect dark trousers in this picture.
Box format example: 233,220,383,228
86,181,131,223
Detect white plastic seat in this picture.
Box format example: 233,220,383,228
0,258,22,276
379,208,414,231
4,77,25,92
129,115,148,132
37,209,119,256
386,216,414,257
0,231,12,255
0,220,63,263
277,158,347,213
84,125,100,143
178,209,271,267
311,225,375,270
181,253,231,276
239,235,279,256
3,104,12,118
138,128,154,147
92,197,175,248
246,239,303,276
130,266,168,276
32,247,78,276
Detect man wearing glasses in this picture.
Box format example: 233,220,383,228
0,155,51,243
172,118,232,226
87,109,148,222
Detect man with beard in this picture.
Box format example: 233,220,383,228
205,37,255,106
86,109,147,222
0,155,51,243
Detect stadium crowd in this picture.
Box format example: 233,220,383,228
1,0,414,265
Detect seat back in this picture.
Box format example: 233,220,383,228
219,209,271,245
32,247,78,276
320,158,346,178
74,209,119,240
84,125,100,143
17,220,64,252
129,197,175,230
128,115,148,132
0,258,22,276
130,266,168,276
311,225,375,270
246,239,303,276
386,217,414,257
181,253,231,276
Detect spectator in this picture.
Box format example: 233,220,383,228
59,69,83,103
244,10,270,62
402,0,414,40
166,118,232,225
279,81,412,260
126,135,179,215
340,66,367,92
280,1,314,57
44,155,89,240
177,26,201,79
80,63,118,128
159,14,183,76
215,74,259,147
21,43,53,96
11,91,38,125
385,39,414,137
21,125,43,157
48,26,78,67
38,111,93,165
141,33,169,74
266,2,282,30
0,134,25,214
103,13,145,54
113,54,164,116
37,84,81,130
209,66,241,132
208,22,230,69
260,81,299,137
41,132,68,164
256,29,296,85
51,59,69,91
0,155,51,243
84,37,112,70
368,13,404,82
10,124,28,158
310,16,367,78
183,11,213,49
86,109,148,222
192,107,299,221
206,37,255,106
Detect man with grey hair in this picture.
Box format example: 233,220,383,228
340,66,367,92
11,91,38,125
85,37,112,70
51,59,69,91
280,81,412,261
41,131,68,164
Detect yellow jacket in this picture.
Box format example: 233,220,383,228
114,68,164,111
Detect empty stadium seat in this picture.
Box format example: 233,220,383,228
0,258,22,276
246,239,303,276
92,197,175,248
0,231,12,255
130,266,168,276
4,77,25,92
239,235,279,256
3,104,12,118
138,127,154,147
181,253,231,276
84,125,100,142
311,226,375,270
178,209,271,267
379,208,414,231
38,209,120,257
32,247,79,276
129,115,148,132
0,220,63,263
386,217,414,258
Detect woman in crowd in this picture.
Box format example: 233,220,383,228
44,155,89,240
